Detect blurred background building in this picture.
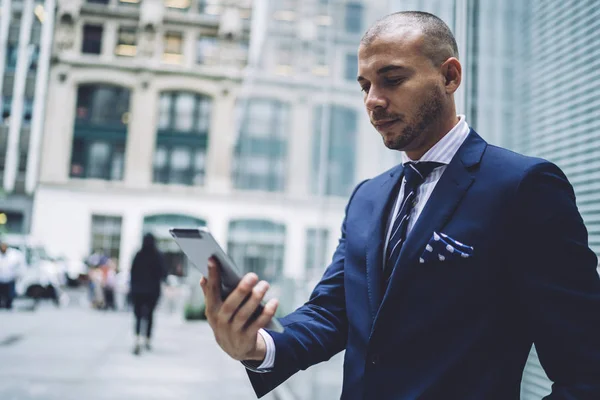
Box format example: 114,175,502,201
510,1,600,398
28,0,400,313
0,0,53,235
1,0,599,398
32,0,255,279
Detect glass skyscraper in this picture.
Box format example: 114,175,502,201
0,0,54,235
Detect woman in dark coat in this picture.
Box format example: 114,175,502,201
130,233,166,355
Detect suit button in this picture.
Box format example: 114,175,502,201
370,354,379,365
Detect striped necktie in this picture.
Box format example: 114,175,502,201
383,161,443,285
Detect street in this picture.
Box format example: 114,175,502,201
0,292,278,400
0,287,559,400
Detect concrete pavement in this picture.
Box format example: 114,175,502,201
0,301,279,400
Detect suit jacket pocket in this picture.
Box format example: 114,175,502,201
419,232,474,264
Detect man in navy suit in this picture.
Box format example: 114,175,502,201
200,11,600,399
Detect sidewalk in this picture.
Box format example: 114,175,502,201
0,305,277,400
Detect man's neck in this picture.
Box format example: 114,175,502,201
405,115,461,160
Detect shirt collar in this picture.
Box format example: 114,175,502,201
401,115,470,166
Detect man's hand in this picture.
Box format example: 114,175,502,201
200,256,279,362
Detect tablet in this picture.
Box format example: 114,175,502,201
169,227,284,333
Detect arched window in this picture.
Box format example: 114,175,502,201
233,99,289,192
312,105,357,196
153,91,212,185
70,84,130,180
227,219,286,283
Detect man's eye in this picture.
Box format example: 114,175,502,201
386,78,405,86
360,86,370,93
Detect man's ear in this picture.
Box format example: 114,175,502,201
441,57,462,94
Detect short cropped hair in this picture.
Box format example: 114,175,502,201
361,11,459,66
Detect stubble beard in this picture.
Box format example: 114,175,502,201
384,86,445,152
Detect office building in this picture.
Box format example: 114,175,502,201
0,0,54,234
30,0,393,311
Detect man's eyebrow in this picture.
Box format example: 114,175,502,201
357,65,407,82
377,65,407,74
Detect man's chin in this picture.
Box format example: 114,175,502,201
383,134,411,151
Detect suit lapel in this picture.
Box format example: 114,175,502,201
372,130,487,330
365,164,403,320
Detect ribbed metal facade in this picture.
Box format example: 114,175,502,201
514,1,600,399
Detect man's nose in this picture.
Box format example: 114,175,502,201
365,87,388,111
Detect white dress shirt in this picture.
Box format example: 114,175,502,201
383,115,471,259
253,116,471,371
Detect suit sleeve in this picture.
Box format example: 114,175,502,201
513,161,600,399
246,179,368,398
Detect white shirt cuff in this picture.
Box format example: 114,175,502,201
256,328,276,369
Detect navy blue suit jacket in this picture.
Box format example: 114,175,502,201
247,130,600,399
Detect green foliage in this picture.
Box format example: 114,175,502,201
184,303,207,321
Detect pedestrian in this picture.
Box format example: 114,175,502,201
0,239,25,310
100,258,117,311
130,233,166,355
199,11,600,399
86,249,108,309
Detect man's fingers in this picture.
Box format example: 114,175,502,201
247,298,279,332
231,280,269,332
207,256,221,286
204,256,223,313
219,273,258,323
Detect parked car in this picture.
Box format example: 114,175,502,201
3,234,64,307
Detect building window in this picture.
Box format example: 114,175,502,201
233,99,289,192
198,0,222,16
115,26,137,57
165,0,191,11
87,0,110,4
157,92,212,135
8,17,20,42
0,210,24,235
345,53,358,81
163,32,183,64
0,128,6,175
196,36,218,65
274,0,298,13
2,96,12,121
312,105,357,197
70,85,130,180
305,228,329,280
22,98,33,125
90,215,122,262
119,0,141,5
82,24,103,54
28,45,40,71
153,92,212,185
75,85,130,125
345,3,363,34
153,145,206,185
228,220,286,283
312,46,328,76
5,44,18,70
276,39,294,76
